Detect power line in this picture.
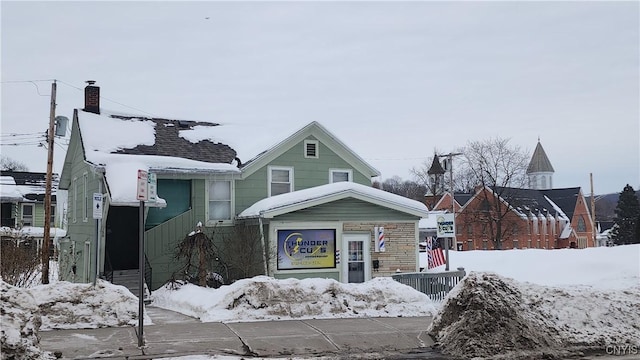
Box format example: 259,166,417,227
1,79,55,96
57,80,157,117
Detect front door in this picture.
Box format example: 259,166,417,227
342,233,370,283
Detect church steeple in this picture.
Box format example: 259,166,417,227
527,140,554,190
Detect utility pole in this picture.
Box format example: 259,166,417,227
440,152,463,271
590,173,596,247
42,80,56,284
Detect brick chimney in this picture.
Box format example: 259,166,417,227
84,80,100,114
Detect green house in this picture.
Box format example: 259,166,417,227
0,171,63,247
58,84,429,291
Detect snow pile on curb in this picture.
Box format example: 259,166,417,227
0,281,54,360
428,272,640,359
153,276,438,322
29,279,144,330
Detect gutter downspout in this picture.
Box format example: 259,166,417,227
258,211,268,276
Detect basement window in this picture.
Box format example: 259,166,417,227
304,140,319,159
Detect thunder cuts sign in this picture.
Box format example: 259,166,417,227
277,229,336,270
436,213,456,237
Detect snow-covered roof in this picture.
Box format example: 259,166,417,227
238,182,429,219
76,110,241,206
0,173,57,202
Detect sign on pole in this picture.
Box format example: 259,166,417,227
136,170,148,201
92,193,103,219
436,213,456,238
148,172,157,202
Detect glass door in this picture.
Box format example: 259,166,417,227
343,233,370,283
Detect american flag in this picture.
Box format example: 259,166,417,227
427,236,446,269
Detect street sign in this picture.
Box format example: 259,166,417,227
148,173,157,202
137,170,148,201
92,193,103,219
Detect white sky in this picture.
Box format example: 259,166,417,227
1,1,638,195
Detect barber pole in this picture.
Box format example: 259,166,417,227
377,226,386,252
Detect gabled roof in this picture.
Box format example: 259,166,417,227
466,186,577,222
238,121,380,179
0,171,58,202
527,141,554,174
541,187,581,220
237,182,428,219
64,109,241,206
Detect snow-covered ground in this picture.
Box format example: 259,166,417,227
1,244,638,359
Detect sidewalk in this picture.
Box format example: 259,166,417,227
39,307,444,359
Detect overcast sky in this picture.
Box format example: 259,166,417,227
1,1,638,195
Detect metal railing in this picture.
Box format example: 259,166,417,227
392,268,466,302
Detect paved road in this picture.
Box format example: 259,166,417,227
39,306,444,359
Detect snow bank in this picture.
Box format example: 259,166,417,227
152,276,437,322
429,272,640,359
30,280,143,330
0,281,54,360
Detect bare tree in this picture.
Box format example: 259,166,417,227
0,156,28,172
411,149,477,195
218,222,268,281
459,137,530,249
1,238,41,287
376,176,427,202
173,222,218,287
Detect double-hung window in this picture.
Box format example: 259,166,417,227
21,204,34,227
329,169,352,183
208,180,232,223
269,166,293,196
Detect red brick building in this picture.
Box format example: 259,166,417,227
432,187,595,250
428,141,595,250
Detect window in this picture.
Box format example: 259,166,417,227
72,177,77,223
330,169,352,183
467,240,474,250
528,239,532,248
83,173,88,222
513,239,519,249
467,224,473,236
208,180,232,222
50,205,56,227
304,140,319,158
482,240,488,250
268,166,293,196
21,204,34,226
577,216,586,232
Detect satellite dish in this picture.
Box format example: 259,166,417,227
55,116,69,137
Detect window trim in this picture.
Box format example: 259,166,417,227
21,203,34,227
304,140,319,159
72,177,77,223
205,179,234,226
268,166,294,197
82,172,88,222
329,168,353,183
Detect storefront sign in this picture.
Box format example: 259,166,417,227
436,213,456,237
277,229,336,270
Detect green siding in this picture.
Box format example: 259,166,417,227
235,135,372,215
58,116,105,284
145,208,196,290
274,198,419,222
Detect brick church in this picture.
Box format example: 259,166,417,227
428,141,595,250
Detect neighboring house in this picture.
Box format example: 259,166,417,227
58,83,429,290
427,139,594,250
0,171,65,246
432,186,595,250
